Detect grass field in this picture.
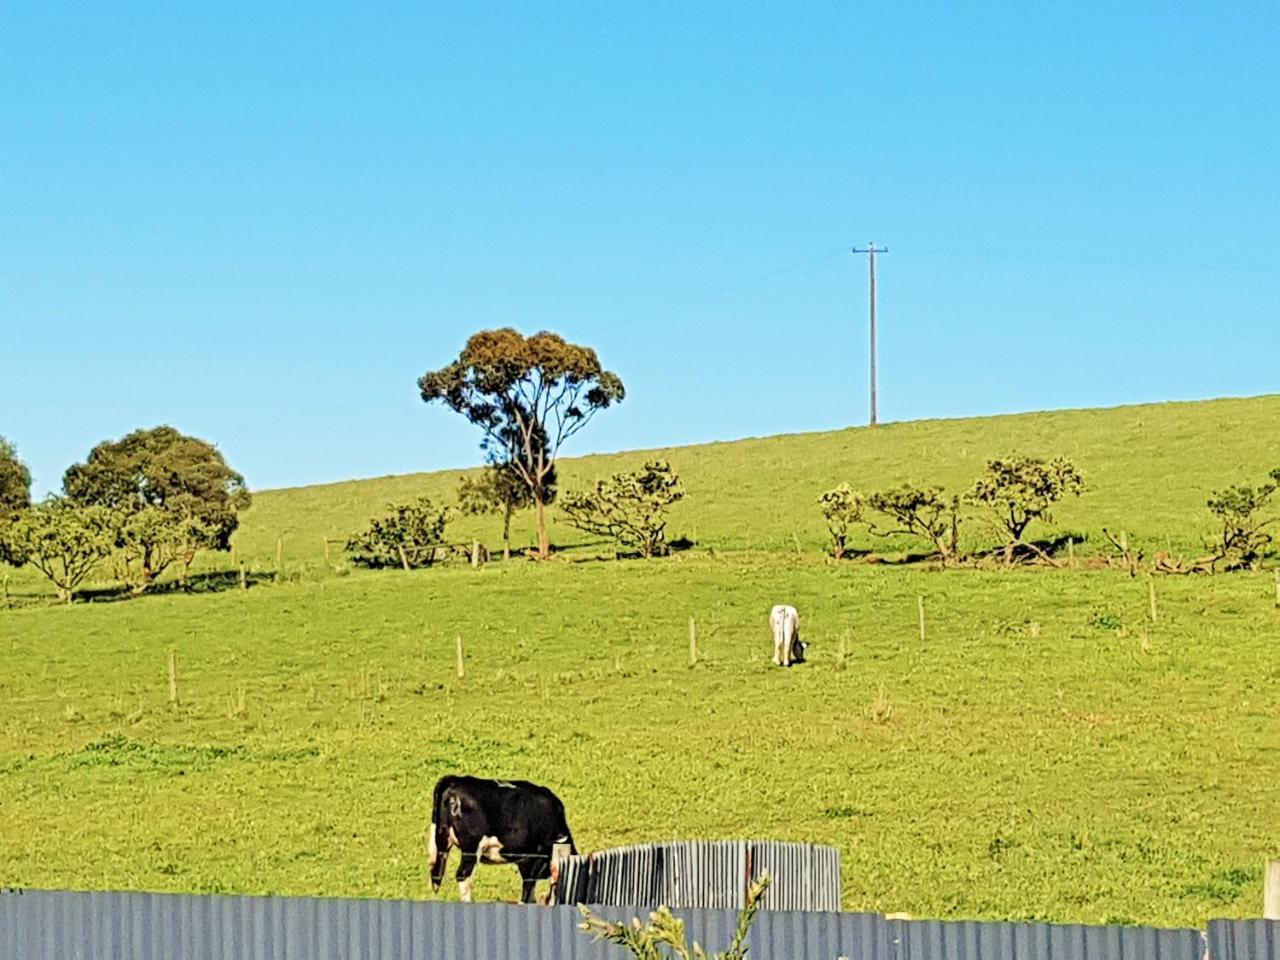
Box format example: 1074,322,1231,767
2,394,1279,925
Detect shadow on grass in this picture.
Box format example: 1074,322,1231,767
76,569,273,604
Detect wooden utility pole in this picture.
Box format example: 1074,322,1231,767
852,242,888,426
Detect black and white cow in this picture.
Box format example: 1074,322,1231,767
428,775,577,904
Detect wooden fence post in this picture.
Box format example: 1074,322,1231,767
688,617,698,665
276,537,283,572
1265,859,1280,920
238,564,247,591
1147,579,1158,624
167,650,180,706
323,538,331,565
471,540,481,568
917,596,926,641
455,635,465,680
398,545,411,572
1067,538,1076,569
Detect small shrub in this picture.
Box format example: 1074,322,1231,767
579,873,769,959
819,483,864,559
1087,609,1123,631
346,496,450,569
968,457,1085,564
1205,467,1279,570
560,461,684,558
864,483,962,565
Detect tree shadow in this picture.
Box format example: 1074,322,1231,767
76,569,273,603
861,550,938,566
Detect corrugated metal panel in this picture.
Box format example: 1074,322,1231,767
555,839,840,911
8,889,1271,960
1208,919,1280,960
894,917,1206,960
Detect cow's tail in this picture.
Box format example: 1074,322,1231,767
430,775,452,823
428,776,454,881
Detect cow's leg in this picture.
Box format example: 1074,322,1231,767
428,822,452,894
781,623,792,667
456,850,479,903
517,860,540,905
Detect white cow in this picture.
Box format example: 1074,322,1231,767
769,604,802,667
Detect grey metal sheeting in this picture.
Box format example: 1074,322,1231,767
5,889,1277,960
1209,920,1280,960
554,840,841,912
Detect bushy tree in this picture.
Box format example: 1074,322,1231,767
968,456,1085,564
0,437,31,519
864,483,962,565
0,437,33,565
64,426,250,592
1,498,115,602
1205,467,1280,570
819,483,864,560
560,461,683,559
347,496,451,569
111,508,217,594
420,329,624,559
456,461,555,560
579,874,769,960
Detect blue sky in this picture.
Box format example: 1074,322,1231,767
2,2,1276,494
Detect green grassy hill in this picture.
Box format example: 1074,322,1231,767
1,394,1278,925
233,393,1280,565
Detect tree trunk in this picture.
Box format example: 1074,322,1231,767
534,494,549,560
502,504,513,560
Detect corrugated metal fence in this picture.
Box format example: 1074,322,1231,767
4,889,1278,960
554,840,841,911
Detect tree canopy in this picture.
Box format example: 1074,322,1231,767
420,329,623,558
63,426,250,591
0,436,32,519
